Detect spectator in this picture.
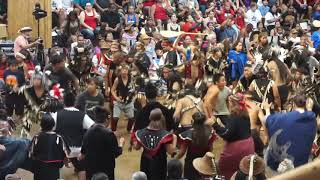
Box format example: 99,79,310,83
192,152,218,179
13,27,40,55
101,3,121,39
258,0,270,17
79,3,100,41
62,10,80,40
74,0,95,11
311,20,320,48
230,155,266,180
245,3,262,29
265,5,281,32
150,0,170,29
125,5,139,27
95,0,111,13
216,1,235,24
0,53,8,80
227,41,248,87
259,95,316,175
4,58,25,119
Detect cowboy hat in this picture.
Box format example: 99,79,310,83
313,20,320,28
193,152,217,176
19,27,32,33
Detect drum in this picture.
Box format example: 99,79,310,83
0,24,7,39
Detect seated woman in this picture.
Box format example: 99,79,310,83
61,11,80,46
79,3,100,41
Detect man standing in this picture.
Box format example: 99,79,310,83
80,106,124,180
245,2,262,29
259,95,316,174
173,85,203,133
13,27,40,55
111,64,135,132
52,93,94,180
203,73,231,121
76,77,104,119
45,54,80,91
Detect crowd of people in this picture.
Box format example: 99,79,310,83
1,0,320,179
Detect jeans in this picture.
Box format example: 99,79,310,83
80,27,100,41
0,136,32,179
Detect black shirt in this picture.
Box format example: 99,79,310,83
81,124,122,178
44,66,77,90
134,101,174,131
213,116,251,142
75,91,104,118
101,11,120,28
96,0,110,8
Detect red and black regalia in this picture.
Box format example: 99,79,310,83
132,128,174,180
178,128,217,180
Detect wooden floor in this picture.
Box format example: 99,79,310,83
14,117,224,180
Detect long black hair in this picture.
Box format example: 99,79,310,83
192,112,212,147
63,11,80,36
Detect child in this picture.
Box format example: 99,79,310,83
29,113,69,180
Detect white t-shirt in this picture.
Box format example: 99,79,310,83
265,12,280,27
245,9,262,29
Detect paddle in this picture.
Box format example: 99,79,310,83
160,30,207,38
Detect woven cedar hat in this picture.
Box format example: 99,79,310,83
193,152,217,176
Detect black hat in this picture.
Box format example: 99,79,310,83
50,54,65,65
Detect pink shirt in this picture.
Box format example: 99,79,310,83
14,35,28,54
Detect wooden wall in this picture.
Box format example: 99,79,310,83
8,0,52,48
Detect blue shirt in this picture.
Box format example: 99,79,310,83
74,0,94,7
259,5,270,17
265,111,316,170
311,31,320,49
227,50,247,80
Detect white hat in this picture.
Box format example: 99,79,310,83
19,27,32,33
313,20,320,28
86,2,92,6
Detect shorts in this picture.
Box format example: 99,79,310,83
70,158,85,172
113,101,134,119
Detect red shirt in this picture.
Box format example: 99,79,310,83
235,15,245,30
83,10,97,29
181,22,199,39
216,8,235,24
143,0,155,7
154,4,168,20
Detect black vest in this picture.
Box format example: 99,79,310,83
55,109,85,147
116,76,134,104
